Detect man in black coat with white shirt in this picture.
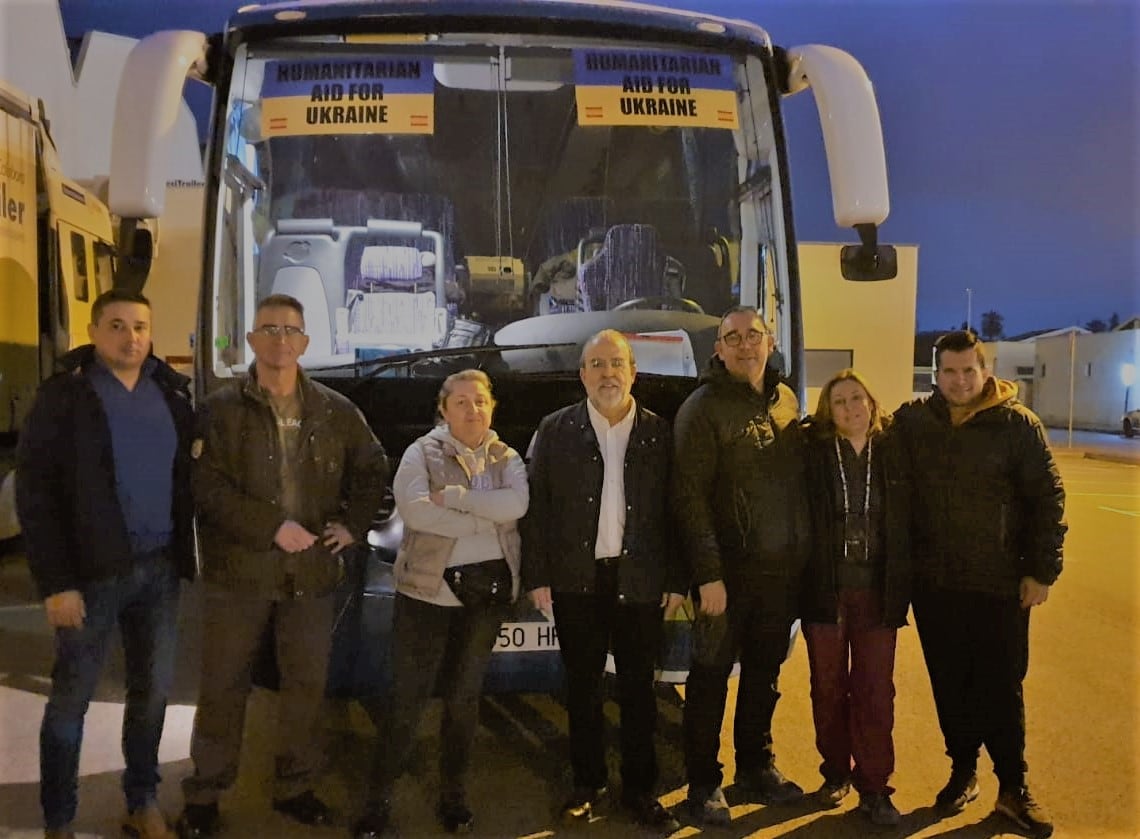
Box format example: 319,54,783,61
522,329,684,833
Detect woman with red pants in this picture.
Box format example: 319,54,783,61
800,369,912,826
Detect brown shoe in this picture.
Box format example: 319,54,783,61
123,803,176,839
44,829,76,839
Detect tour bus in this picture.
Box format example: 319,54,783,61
108,0,895,696
0,79,121,543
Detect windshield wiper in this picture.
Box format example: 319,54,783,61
304,341,579,378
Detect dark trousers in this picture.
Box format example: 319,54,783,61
182,585,336,804
552,563,663,798
368,593,504,806
40,554,180,830
683,583,797,793
803,588,897,795
912,587,1030,790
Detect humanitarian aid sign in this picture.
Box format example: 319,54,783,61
259,58,435,137
574,49,738,129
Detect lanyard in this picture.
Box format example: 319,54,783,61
836,435,872,563
835,435,872,516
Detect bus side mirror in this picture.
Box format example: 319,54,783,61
841,243,897,281
840,223,897,281
115,221,154,294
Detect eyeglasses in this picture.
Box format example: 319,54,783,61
584,357,629,370
718,329,767,347
253,324,305,338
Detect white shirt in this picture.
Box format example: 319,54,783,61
586,398,635,559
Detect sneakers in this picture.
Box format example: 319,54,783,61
814,778,852,809
735,765,804,805
175,803,220,839
934,770,979,814
622,794,681,833
123,804,176,839
685,786,731,826
859,792,901,826
270,790,334,826
437,800,475,834
559,786,606,823
351,800,390,839
995,787,1054,838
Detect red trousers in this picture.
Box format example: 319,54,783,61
803,588,897,794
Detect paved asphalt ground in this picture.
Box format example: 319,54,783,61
0,431,1136,838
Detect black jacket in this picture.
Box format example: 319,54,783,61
672,358,810,590
16,346,196,598
520,399,683,602
892,379,1065,597
193,368,388,599
800,419,912,627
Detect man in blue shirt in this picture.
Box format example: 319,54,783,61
17,289,197,839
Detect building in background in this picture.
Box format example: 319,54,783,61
800,243,918,414
989,326,1089,411
1034,324,1140,433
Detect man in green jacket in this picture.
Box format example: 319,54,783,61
177,294,387,838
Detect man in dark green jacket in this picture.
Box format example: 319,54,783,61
177,294,387,838
894,330,1064,839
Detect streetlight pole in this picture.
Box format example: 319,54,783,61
966,288,973,333
1123,363,1136,415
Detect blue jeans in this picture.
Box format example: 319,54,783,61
40,554,180,829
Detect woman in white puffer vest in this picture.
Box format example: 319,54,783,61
354,369,528,838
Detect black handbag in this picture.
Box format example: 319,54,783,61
442,559,513,608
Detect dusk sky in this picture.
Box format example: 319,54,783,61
60,0,1139,336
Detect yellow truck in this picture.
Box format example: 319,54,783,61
0,79,118,541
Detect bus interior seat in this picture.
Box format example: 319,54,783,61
259,218,345,358
577,223,666,312
344,193,458,292
347,245,442,349
357,245,426,291
271,265,333,359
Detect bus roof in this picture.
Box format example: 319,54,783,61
227,0,771,51
0,78,35,122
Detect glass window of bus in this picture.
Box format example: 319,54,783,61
93,241,114,295
70,231,90,302
209,40,789,377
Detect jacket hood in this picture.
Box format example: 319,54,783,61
57,344,98,372
699,354,783,390
242,364,319,407
428,424,502,454
699,356,800,429
941,376,1019,425
57,344,190,391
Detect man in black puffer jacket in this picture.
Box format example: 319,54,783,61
893,330,1064,839
672,306,810,825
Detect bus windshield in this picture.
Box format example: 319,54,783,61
209,38,791,379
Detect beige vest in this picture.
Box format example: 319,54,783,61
394,434,522,601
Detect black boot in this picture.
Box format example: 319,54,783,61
351,800,390,839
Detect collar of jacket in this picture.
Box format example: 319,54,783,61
568,398,649,442
925,377,1017,424
700,355,781,403
60,343,191,395
241,365,333,427
429,425,511,462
